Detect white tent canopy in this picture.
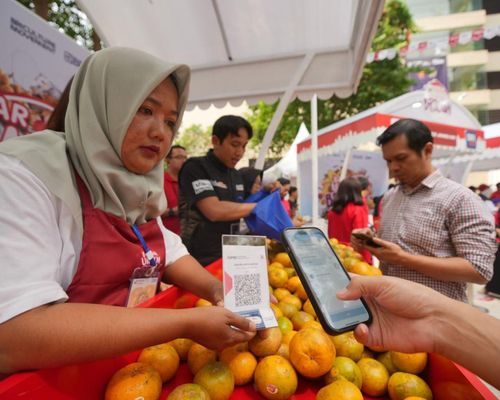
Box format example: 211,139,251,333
77,0,384,167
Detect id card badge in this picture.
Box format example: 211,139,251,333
126,265,159,308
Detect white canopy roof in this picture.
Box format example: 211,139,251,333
77,0,383,110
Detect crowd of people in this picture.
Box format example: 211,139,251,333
0,47,499,390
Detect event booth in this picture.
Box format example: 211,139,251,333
296,80,486,218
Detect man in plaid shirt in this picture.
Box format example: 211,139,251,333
352,119,497,302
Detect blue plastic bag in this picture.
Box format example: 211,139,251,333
244,189,270,203
244,190,293,241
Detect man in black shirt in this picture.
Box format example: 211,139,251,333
178,115,256,266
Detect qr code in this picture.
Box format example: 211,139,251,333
235,273,261,307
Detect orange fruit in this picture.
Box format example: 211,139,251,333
268,261,284,269
302,299,317,317
276,342,289,360
277,300,299,318
271,303,283,319
249,327,282,357
357,358,389,397
174,292,197,309
167,383,210,400
195,298,213,307
301,320,323,331
289,328,335,378
284,267,296,278
286,276,301,292
187,343,217,375
281,294,302,310
295,282,308,301
404,397,428,400
330,331,364,361
269,267,289,288
169,338,194,361
274,288,292,301
104,362,162,400
277,316,294,336
342,257,359,272
367,344,386,352
317,380,363,400
281,330,297,345
326,356,362,389
254,355,298,400
387,372,433,400
290,310,314,330
138,343,180,382
390,352,427,374
377,351,398,375
329,238,339,245
193,361,234,400
366,266,383,276
273,252,292,268
351,261,372,276
220,344,257,386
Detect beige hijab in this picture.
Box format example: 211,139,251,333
0,47,190,233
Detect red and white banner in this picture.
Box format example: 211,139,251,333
0,0,89,142
367,25,500,64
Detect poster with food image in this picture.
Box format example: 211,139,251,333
0,0,89,142
345,150,389,199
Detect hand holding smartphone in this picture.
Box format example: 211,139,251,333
281,227,372,334
351,231,382,248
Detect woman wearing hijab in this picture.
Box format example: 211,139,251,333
0,47,255,374
239,167,263,198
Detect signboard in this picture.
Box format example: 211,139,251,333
408,57,449,91
345,150,389,198
0,0,89,142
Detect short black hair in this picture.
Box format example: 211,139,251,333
289,186,297,195
357,176,369,191
212,115,253,142
166,144,186,159
277,177,290,186
376,119,433,154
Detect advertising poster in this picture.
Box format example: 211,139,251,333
0,0,89,142
408,57,448,91
345,150,389,198
317,152,345,216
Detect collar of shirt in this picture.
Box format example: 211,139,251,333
401,169,443,195
207,149,230,172
164,171,177,184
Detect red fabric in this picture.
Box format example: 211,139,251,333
281,198,292,217
66,174,166,306
327,203,371,263
162,172,180,234
491,190,500,201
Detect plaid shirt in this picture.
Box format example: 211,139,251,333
379,170,497,302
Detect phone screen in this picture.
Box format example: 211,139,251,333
283,228,371,332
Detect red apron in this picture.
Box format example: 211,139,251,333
66,175,166,306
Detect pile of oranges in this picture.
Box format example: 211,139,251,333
105,239,433,400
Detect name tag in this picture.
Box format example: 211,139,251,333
192,179,213,194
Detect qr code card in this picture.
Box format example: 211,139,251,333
222,235,277,330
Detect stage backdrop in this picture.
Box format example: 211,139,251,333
0,0,89,142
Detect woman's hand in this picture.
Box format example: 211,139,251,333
336,275,447,354
183,307,256,351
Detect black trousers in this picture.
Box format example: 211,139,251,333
486,243,500,296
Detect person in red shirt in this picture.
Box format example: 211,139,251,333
162,145,187,234
327,177,370,262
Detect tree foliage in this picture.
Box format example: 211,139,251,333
246,0,416,156
16,0,100,50
175,124,212,157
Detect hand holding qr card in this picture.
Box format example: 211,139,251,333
222,235,278,330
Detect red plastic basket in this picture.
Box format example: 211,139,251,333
0,260,496,399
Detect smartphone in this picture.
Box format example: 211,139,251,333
351,231,382,248
281,227,372,334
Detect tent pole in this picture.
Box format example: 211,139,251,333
255,53,314,170
340,148,353,181
311,94,319,226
